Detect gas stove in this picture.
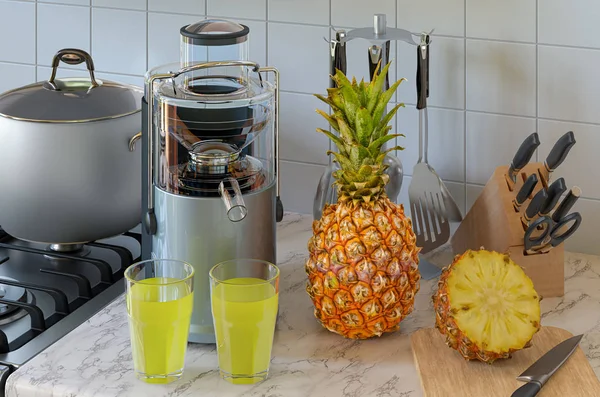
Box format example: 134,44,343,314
0,226,140,394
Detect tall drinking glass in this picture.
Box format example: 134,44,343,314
209,259,280,384
125,259,194,384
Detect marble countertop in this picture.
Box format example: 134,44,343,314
6,213,600,397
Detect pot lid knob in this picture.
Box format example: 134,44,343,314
43,48,100,92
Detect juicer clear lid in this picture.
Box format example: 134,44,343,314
180,19,249,46
146,61,274,105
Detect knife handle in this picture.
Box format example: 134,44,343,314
513,174,538,212
540,177,567,216
544,131,576,173
522,188,547,229
552,186,581,222
507,133,541,184
511,381,542,397
416,34,430,110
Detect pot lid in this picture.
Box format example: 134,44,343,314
0,48,142,123
180,19,249,46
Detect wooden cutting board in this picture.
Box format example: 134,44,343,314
411,326,600,397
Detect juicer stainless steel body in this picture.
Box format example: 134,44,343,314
141,42,282,343
153,182,276,343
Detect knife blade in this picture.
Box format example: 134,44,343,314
539,177,567,217
506,133,541,191
513,174,538,212
541,131,576,187
521,188,547,230
552,186,581,222
511,334,584,397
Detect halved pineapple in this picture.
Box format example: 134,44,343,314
432,248,541,364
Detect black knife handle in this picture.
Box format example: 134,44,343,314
525,188,548,221
545,131,576,172
540,177,567,216
416,34,429,110
513,174,538,211
511,381,542,397
508,133,541,183
552,186,581,222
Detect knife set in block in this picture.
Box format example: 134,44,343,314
451,131,580,298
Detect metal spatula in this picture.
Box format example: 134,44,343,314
408,32,450,255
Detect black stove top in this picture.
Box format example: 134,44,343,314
0,226,140,392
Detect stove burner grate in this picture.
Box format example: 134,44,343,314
0,277,29,318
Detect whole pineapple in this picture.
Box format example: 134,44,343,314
306,62,421,339
432,249,541,364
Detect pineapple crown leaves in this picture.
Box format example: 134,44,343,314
313,61,407,206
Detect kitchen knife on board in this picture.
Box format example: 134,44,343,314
521,188,547,230
552,186,581,223
513,174,538,212
540,131,576,188
506,133,541,191
511,334,584,396
538,177,567,217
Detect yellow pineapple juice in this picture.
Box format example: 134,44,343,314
211,277,279,384
127,277,193,384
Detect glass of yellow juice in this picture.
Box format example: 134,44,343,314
124,259,194,384
209,259,280,385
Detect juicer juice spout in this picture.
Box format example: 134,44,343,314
218,177,248,222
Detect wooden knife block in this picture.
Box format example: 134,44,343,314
451,162,564,298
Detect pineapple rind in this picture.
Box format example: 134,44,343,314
307,62,420,339
306,197,421,339
432,249,541,364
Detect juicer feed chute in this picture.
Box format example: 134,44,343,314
140,19,282,344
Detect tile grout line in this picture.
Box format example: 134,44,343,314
89,0,93,63
145,0,148,72
34,0,37,81
463,0,468,215
265,0,269,66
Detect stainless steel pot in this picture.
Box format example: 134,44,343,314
0,48,143,249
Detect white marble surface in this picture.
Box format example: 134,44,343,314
6,213,600,397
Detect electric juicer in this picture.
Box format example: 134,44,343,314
141,19,283,344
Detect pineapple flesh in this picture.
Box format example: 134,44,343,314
432,249,541,364
306,62,421,339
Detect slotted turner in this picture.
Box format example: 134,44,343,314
408,32,450,257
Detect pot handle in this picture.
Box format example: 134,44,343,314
129,132,142,152
45,48,99,90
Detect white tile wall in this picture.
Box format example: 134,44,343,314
466,40,536,116
279,92,329,165
37,3,90,66
93,0,145,11
268,0,328,25
466,112,537,184
0,62,35,93
91,8,146,75
0,0,598,254
397,36,465,109
208,0,266,20
331,0,395,28
538,0,600,48
538,45,600,124
466,0,536,43
397,0,464,37
148,0,204,14
0,1,35,63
